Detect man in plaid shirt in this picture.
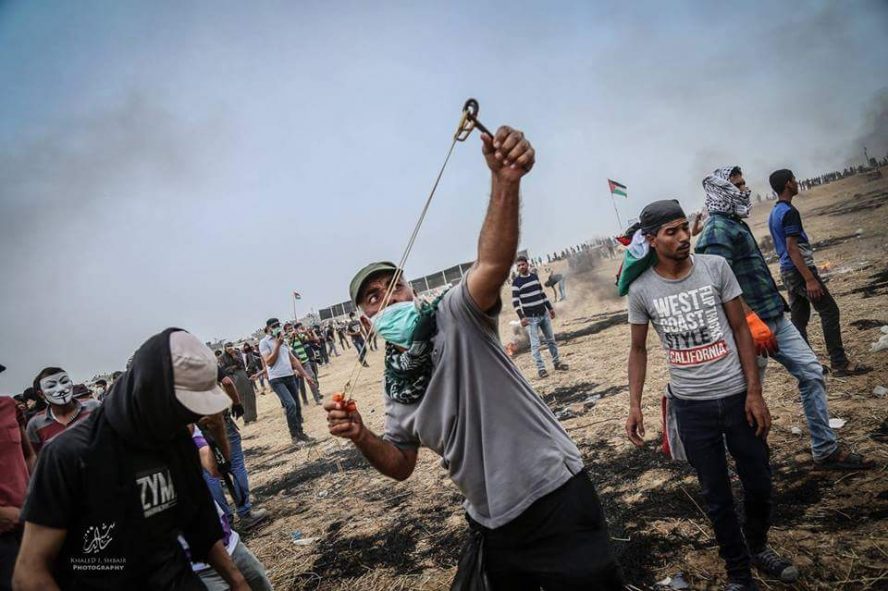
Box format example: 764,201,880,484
695,166,871,471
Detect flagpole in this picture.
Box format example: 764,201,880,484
292,293,298,323
610,193,624,231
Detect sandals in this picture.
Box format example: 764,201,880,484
831,361,872,377
814,446,875,470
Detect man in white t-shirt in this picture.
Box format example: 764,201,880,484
624,200,797,590
258,318,316,445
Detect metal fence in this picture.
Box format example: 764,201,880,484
317,261,475,321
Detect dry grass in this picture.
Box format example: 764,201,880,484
238,169,888,590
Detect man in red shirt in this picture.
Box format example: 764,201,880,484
1,364,36,591
24,367,99,454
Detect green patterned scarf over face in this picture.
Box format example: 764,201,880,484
382,291,448,404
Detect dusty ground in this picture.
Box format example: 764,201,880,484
238,169,888,590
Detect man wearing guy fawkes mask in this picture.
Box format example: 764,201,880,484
25,367,100,454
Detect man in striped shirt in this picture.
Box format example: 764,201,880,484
512,255,568,378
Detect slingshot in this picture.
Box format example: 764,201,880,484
337,98,494,403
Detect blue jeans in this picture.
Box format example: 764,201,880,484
203,416,252,519
557,278,566,301
673,392,772,583
759,315,837,461
526,314,560,372
269,375,304,438
352,336,367,362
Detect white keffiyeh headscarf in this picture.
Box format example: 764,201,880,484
703,166,752,218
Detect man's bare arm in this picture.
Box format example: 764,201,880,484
323,401,417,481
467,127,535,313
200,413,231,462
724,297,771,438
13,522,66,591
205,540,248,591
786,236,823,301
786,236,816,282
220,376,240,405
288,352,314,383
625,323,649,447
263,338,283,367
353,429,418,482
723,298,762,394
21,424,36,473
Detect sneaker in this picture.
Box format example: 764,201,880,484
239,508,271,530
538,369,549,378
751,547,799,583
814,446,875,471
724,582,759,591
297,432,317,444
554,362,569,371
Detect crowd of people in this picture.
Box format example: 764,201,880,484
796,157,887,190
0,122,879,591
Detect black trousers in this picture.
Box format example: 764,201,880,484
673,392,772,583
781,266,848,368
0,531,20,591
469,471,624,591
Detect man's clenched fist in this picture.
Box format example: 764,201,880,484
481,126,535,183
323,399,364,441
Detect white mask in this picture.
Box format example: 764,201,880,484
40,371,74,405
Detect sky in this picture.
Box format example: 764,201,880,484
1,0,887,390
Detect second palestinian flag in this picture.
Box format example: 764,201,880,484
608,179,627,198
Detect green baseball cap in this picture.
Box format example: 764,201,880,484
349,261,400,306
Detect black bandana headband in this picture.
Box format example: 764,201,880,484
639,199,687,235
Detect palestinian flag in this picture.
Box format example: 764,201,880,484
608,179,627,198
293,291,302,300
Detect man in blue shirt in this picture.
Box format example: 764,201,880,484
767,169,868,376
696,166,871,471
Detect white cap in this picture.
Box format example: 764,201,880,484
170,331,230,416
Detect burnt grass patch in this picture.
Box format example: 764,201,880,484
812,189,888,216
559,312,628,343
543,382,628,414
297,511,464,587
581,441,707,584
810,232,861,250
850,318,887,330
251,447,370,498
842,268,888,298
578,438,850,584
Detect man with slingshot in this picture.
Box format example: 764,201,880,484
324,119,624,590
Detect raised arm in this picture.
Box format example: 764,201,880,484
466,127,535,312
262,334,285,367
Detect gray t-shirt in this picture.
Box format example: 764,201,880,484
259,335,294,380
382,276,584,529
628,254,746,400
